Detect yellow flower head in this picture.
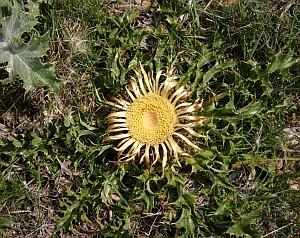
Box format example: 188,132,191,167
104,64,206,170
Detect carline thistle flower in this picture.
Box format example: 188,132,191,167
104,64,206,171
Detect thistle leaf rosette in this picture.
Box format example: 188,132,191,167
104,65,207,171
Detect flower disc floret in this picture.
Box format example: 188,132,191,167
126,93,177,145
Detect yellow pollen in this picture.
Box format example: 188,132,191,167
143,111,159,129
126,93,177,145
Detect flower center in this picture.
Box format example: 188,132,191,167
126,93,177,145
143,111,159,129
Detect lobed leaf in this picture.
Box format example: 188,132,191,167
0,0,60,93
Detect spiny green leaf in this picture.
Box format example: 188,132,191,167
171,192,197,211
139,191,154,212
226,223,252,238
226,219,261,238
56,202,79,230
0,0,60,93
201,61,236,86
30,131,43,147
79,116,98,131
235,101,262,118
64,110,74,127
213,203,231,216
7,136,22,148
268,54,299,74
175,206,195,236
